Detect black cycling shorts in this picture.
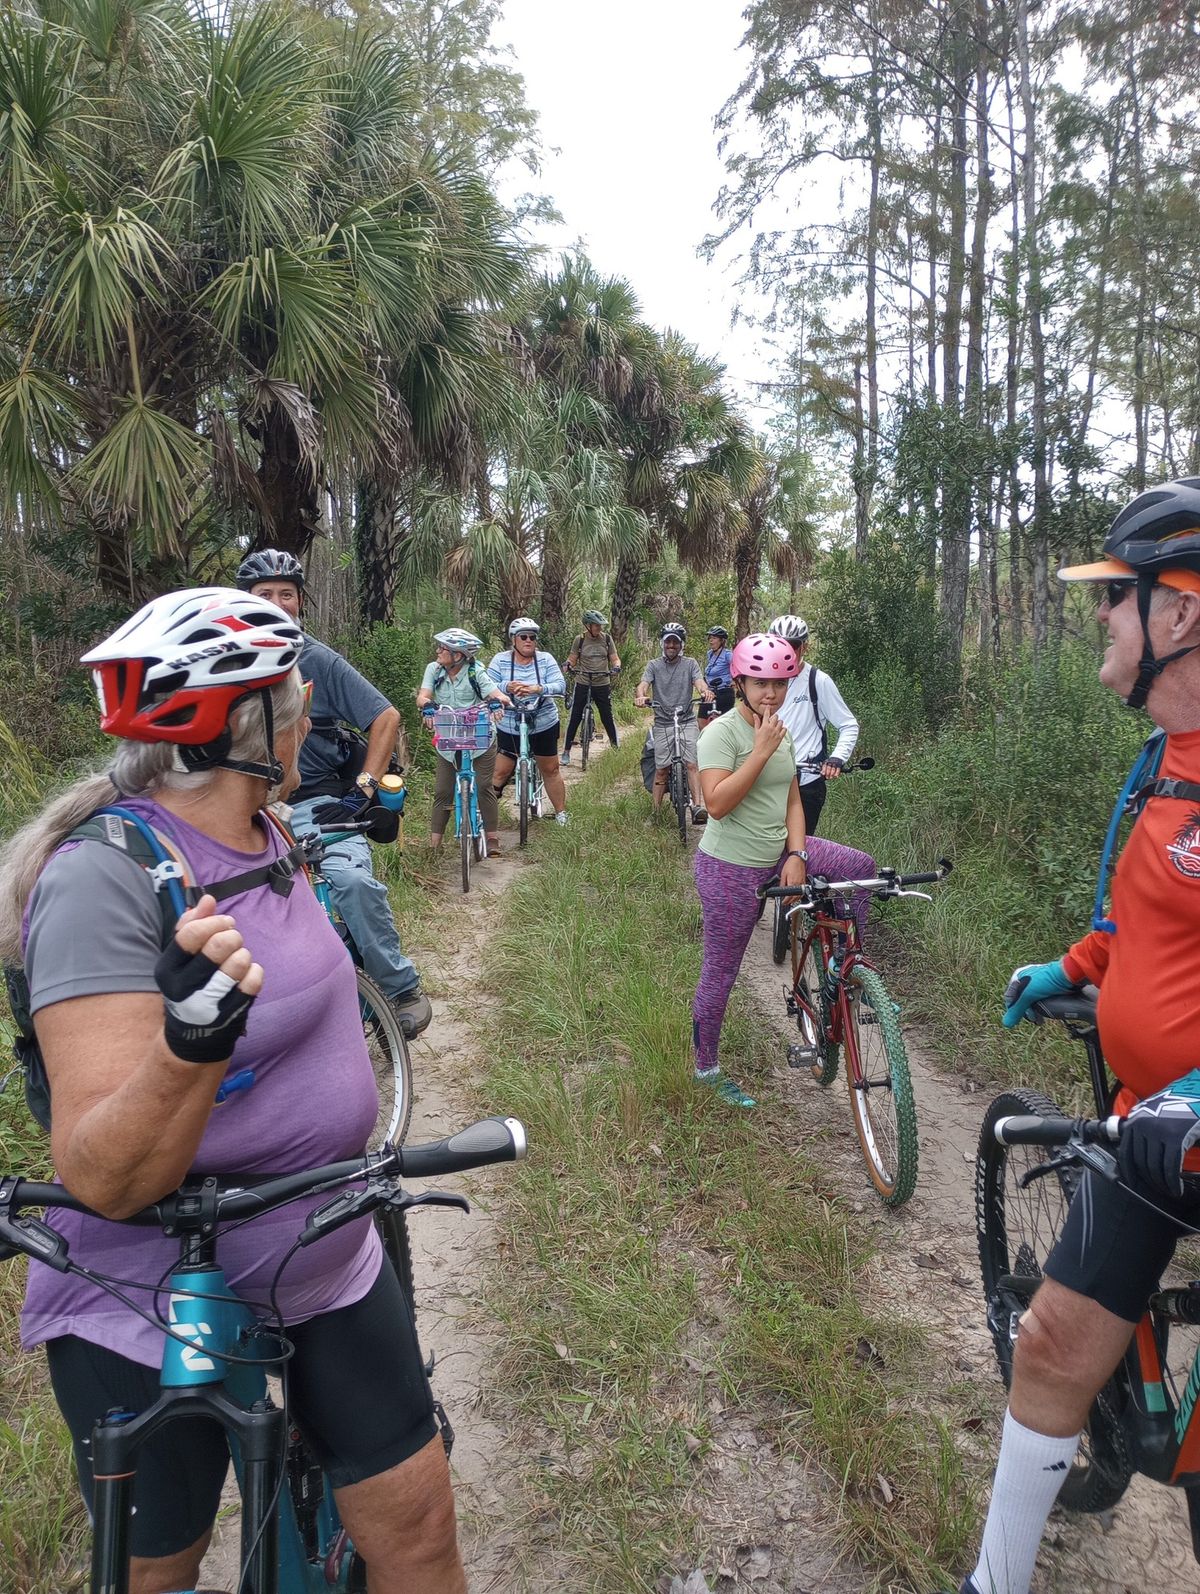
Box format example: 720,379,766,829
1044,1167,1200,1323
46,1255,436,1560
496,724,559,758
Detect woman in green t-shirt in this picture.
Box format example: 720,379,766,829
693,633,877,1109
417,628,510,851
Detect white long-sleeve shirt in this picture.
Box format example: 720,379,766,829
778,662,859,785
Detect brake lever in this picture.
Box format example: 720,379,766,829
381,1189,471,1218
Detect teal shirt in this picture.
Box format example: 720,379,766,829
697,709,797,868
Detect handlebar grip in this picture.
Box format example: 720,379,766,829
993,1114,1121,1147
397,1116,527,1179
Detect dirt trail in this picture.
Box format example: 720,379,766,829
742,914,1200,1594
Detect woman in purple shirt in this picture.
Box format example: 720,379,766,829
0,589,465,1594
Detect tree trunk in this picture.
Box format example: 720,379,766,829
611,548,643,644
256,402,321,557
852,360,869,561
1002,29,1024,649
939,0,973,664
355,478,400,626
1016,0,1049,654
733,528,758,638
540,539,571,631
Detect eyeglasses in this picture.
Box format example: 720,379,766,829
1102,579,1138,608
514,632,537,641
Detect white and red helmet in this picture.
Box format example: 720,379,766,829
730,632,800,679
82,587,303,745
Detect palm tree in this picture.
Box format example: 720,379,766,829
732,448,816,635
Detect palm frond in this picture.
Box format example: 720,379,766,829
72,392,204,551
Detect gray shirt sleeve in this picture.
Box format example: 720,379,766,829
24,843,162,1015
313,646,391,732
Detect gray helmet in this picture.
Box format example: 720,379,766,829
706,624,728,640
236,548,305,592
768,613,808,645
508,616,540,638
660,623,686,650
582,609,606,627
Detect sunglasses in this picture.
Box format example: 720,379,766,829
1102,579,1137,608
514,632,537,641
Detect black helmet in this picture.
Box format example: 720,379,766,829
236,548,305,592
1060,479,1200,710
706,624,728,640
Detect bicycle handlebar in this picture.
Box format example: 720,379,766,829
992,1113,1122,1148
1025,991,1100,1026
757,859,952,902
796,756,876,774
0,1116,528,1255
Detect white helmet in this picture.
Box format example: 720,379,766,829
82,587,303,746
434,627,482,656
508,616,540,638
768,614,809,645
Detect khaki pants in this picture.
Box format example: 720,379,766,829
431,744,498,836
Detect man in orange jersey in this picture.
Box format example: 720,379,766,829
960,479,1200,1594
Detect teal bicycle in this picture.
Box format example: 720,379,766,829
511,700,546,848
425,704,498,893
303,811,412,1149
0,1115,527,1593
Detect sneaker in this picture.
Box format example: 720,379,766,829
560,751,571,766
691,805,708,825
695,1069,756,1109
555,810,569,826
390,989,433,1039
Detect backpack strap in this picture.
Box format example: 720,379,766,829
807,666,824,728
1091,730,1166,934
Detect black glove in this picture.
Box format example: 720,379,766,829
156,940,257,1064
312,788,370,826
1117,1072,1200,1200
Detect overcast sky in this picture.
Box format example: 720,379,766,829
494,0,781,426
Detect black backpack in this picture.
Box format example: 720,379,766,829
3,805,305,1130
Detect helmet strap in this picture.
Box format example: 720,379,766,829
1126,573,1200,712
180,689,285,785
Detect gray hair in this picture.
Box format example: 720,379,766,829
0,671,306,962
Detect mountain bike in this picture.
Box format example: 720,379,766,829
769,757,876,965
0,1115,528,1593
426,704,497,894
760,859,951,1206
572,676,597,772
511,700,546,848
975,992,1200,1541
644,698,706,845
303,810,412,1149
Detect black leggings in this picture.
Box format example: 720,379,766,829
563,682,618,750
799,775,826,836
46,1256,435,1559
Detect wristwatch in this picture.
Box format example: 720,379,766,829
355,772,380,796
783,848,808,863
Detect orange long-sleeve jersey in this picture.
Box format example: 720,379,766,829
1063,725,1200,1103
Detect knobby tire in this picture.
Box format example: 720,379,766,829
671,760,688,845
843,964,918,1206
356,969,414,1149
581,697,593,772
771,896,789,966
976,1088,1132,1512
789,918,837,1085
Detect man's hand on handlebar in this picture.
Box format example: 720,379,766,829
312,788,370,826
1002,959,1078,1029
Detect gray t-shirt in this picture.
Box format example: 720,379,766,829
640,654,703,724
296,636,391,801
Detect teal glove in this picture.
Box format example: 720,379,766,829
1002,960,1076,1028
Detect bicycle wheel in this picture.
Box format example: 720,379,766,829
580,699,591,771
790,918,837,1086
842,964,917,1205
517,761,530,846
771,896,789,965
356,970,414,1149
670,760,688,845
378,1205,418,1323
976,1089,1132,1512
458,777,472,892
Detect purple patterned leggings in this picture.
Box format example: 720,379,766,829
691,836,876,1072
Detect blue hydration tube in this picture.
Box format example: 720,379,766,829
1091,731,1165,933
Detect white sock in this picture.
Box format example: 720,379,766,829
972,1409,1080,1594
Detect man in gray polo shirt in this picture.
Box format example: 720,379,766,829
236,550,431,1038
635,623,714,824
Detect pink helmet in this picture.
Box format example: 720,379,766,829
730,633,800,679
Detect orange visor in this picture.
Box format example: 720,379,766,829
1058,557,1200,596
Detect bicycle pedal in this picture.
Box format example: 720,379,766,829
787,1043,817,1068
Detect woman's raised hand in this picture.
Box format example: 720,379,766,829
155,895,264,1064
752,710,787,759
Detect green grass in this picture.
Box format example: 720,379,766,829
476,743,977,1591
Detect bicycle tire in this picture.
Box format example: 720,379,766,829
976,1089,1132,1513
842,964,917,1205
518,762,530,847
378,1206,418,1324
670,760,688,845
459,776,472,893
356,969,414,1149
581,700,592,771
771,896,789,966
790,917,837,1085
